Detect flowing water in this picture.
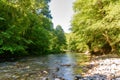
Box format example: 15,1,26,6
0,53,85,80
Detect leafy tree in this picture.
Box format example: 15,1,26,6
0,1,29,55
0,0,68,60
54,25,66,52
66,33,87,52
0,0,58,58
71,0,120,54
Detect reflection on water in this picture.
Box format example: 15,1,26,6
0,53,84,80
48,54,76,80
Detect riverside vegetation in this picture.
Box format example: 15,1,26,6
1,0,120,80
0,0,66,61
1,0,120,61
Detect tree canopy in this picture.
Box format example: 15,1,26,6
0,0,66,59
71,0,120,54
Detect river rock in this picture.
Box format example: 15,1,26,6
74,75,83,80
60,64,71,67
41,77,49,80
12,75,20,79
55,78,61,80
55,77,65,80
84,58,120,79
25,66,30,69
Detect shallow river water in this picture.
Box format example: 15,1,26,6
0,53,84,80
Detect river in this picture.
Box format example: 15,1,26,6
0,53,86,80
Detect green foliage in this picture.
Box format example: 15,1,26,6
66,33,87,52
55,25,66,45
50,25,66,53
25,13,51,54
0,1,28,55
71,0,120,53
0,0,66,59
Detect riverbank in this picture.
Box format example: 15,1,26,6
81,54,120,80
0,53,120,80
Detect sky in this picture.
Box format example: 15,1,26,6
49,0,75,33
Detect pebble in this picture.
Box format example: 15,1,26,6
84,58,120,79
55,78,61,80
41,77,48,80
25,66,30,69
43,71,48,74
54,77,65,80
74,75,83,80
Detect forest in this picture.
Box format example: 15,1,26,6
1,0,120,60
1,0,120,80
68,0,120,55
0,0,66,59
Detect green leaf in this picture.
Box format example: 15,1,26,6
0,17,5,21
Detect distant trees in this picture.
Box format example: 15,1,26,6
0,0,66,58
71,0,120,54
55,25,66,51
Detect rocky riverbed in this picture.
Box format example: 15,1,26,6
82,58,120,80
0,53,120,80
0,54,77,80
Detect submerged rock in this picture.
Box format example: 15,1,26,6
74,75,83,80
60,64,71,67
41,77,49,80
55,77,65,80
